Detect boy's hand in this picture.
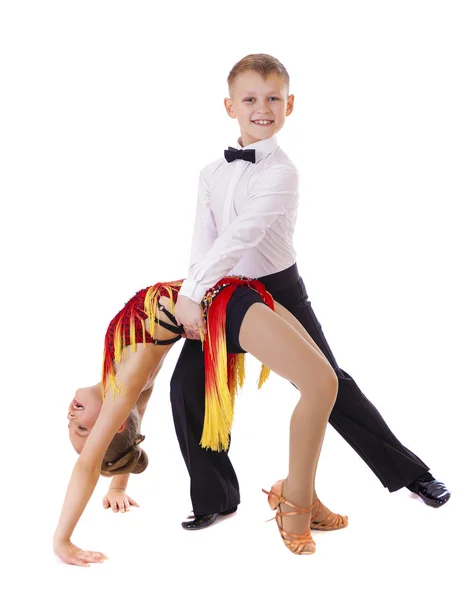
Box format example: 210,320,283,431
103,488,139,513
54,539,108,567
174,296,206,340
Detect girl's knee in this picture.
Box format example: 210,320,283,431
325,367,338,406
317,364,338,402
300,359,338,407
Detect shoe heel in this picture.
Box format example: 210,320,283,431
262,479,285,510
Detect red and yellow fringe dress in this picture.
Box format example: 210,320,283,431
101,276,275,452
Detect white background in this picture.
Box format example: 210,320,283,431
1,1,474,598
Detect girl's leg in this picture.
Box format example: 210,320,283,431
273,302,347,525
239,303,338,543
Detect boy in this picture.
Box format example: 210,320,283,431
173,53,450,529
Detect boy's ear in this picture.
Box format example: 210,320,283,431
286,94,295,117
117,422,126,433
224,97,237,118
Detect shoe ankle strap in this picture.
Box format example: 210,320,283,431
263,488,321,516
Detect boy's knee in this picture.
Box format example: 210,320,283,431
169,372,182,397
170,364,205,406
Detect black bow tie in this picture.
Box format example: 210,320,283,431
224,147,256,164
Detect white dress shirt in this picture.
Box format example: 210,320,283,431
179,135,299,304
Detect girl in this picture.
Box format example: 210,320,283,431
54,275,345,565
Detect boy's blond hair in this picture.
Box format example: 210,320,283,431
227,53,290,91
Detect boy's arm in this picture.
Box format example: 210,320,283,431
188,170,218,268
174,169,218,336
179,164,299,304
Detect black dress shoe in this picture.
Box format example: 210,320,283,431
181,506,237,530
407,477,451,508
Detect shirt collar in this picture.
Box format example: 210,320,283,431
236,135,279,163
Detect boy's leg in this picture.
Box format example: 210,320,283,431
170,339,240,515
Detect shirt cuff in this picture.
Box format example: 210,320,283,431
178,278,210,305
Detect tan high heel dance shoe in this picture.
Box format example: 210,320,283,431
262,480,320,555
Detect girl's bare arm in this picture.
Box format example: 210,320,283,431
53,348,154,565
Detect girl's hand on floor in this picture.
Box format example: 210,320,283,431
54,539,108,567
103,488,139,513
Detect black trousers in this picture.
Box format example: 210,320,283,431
170,264,429,514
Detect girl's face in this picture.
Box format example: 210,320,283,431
67,385,102,453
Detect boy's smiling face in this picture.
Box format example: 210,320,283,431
224,71,294,147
